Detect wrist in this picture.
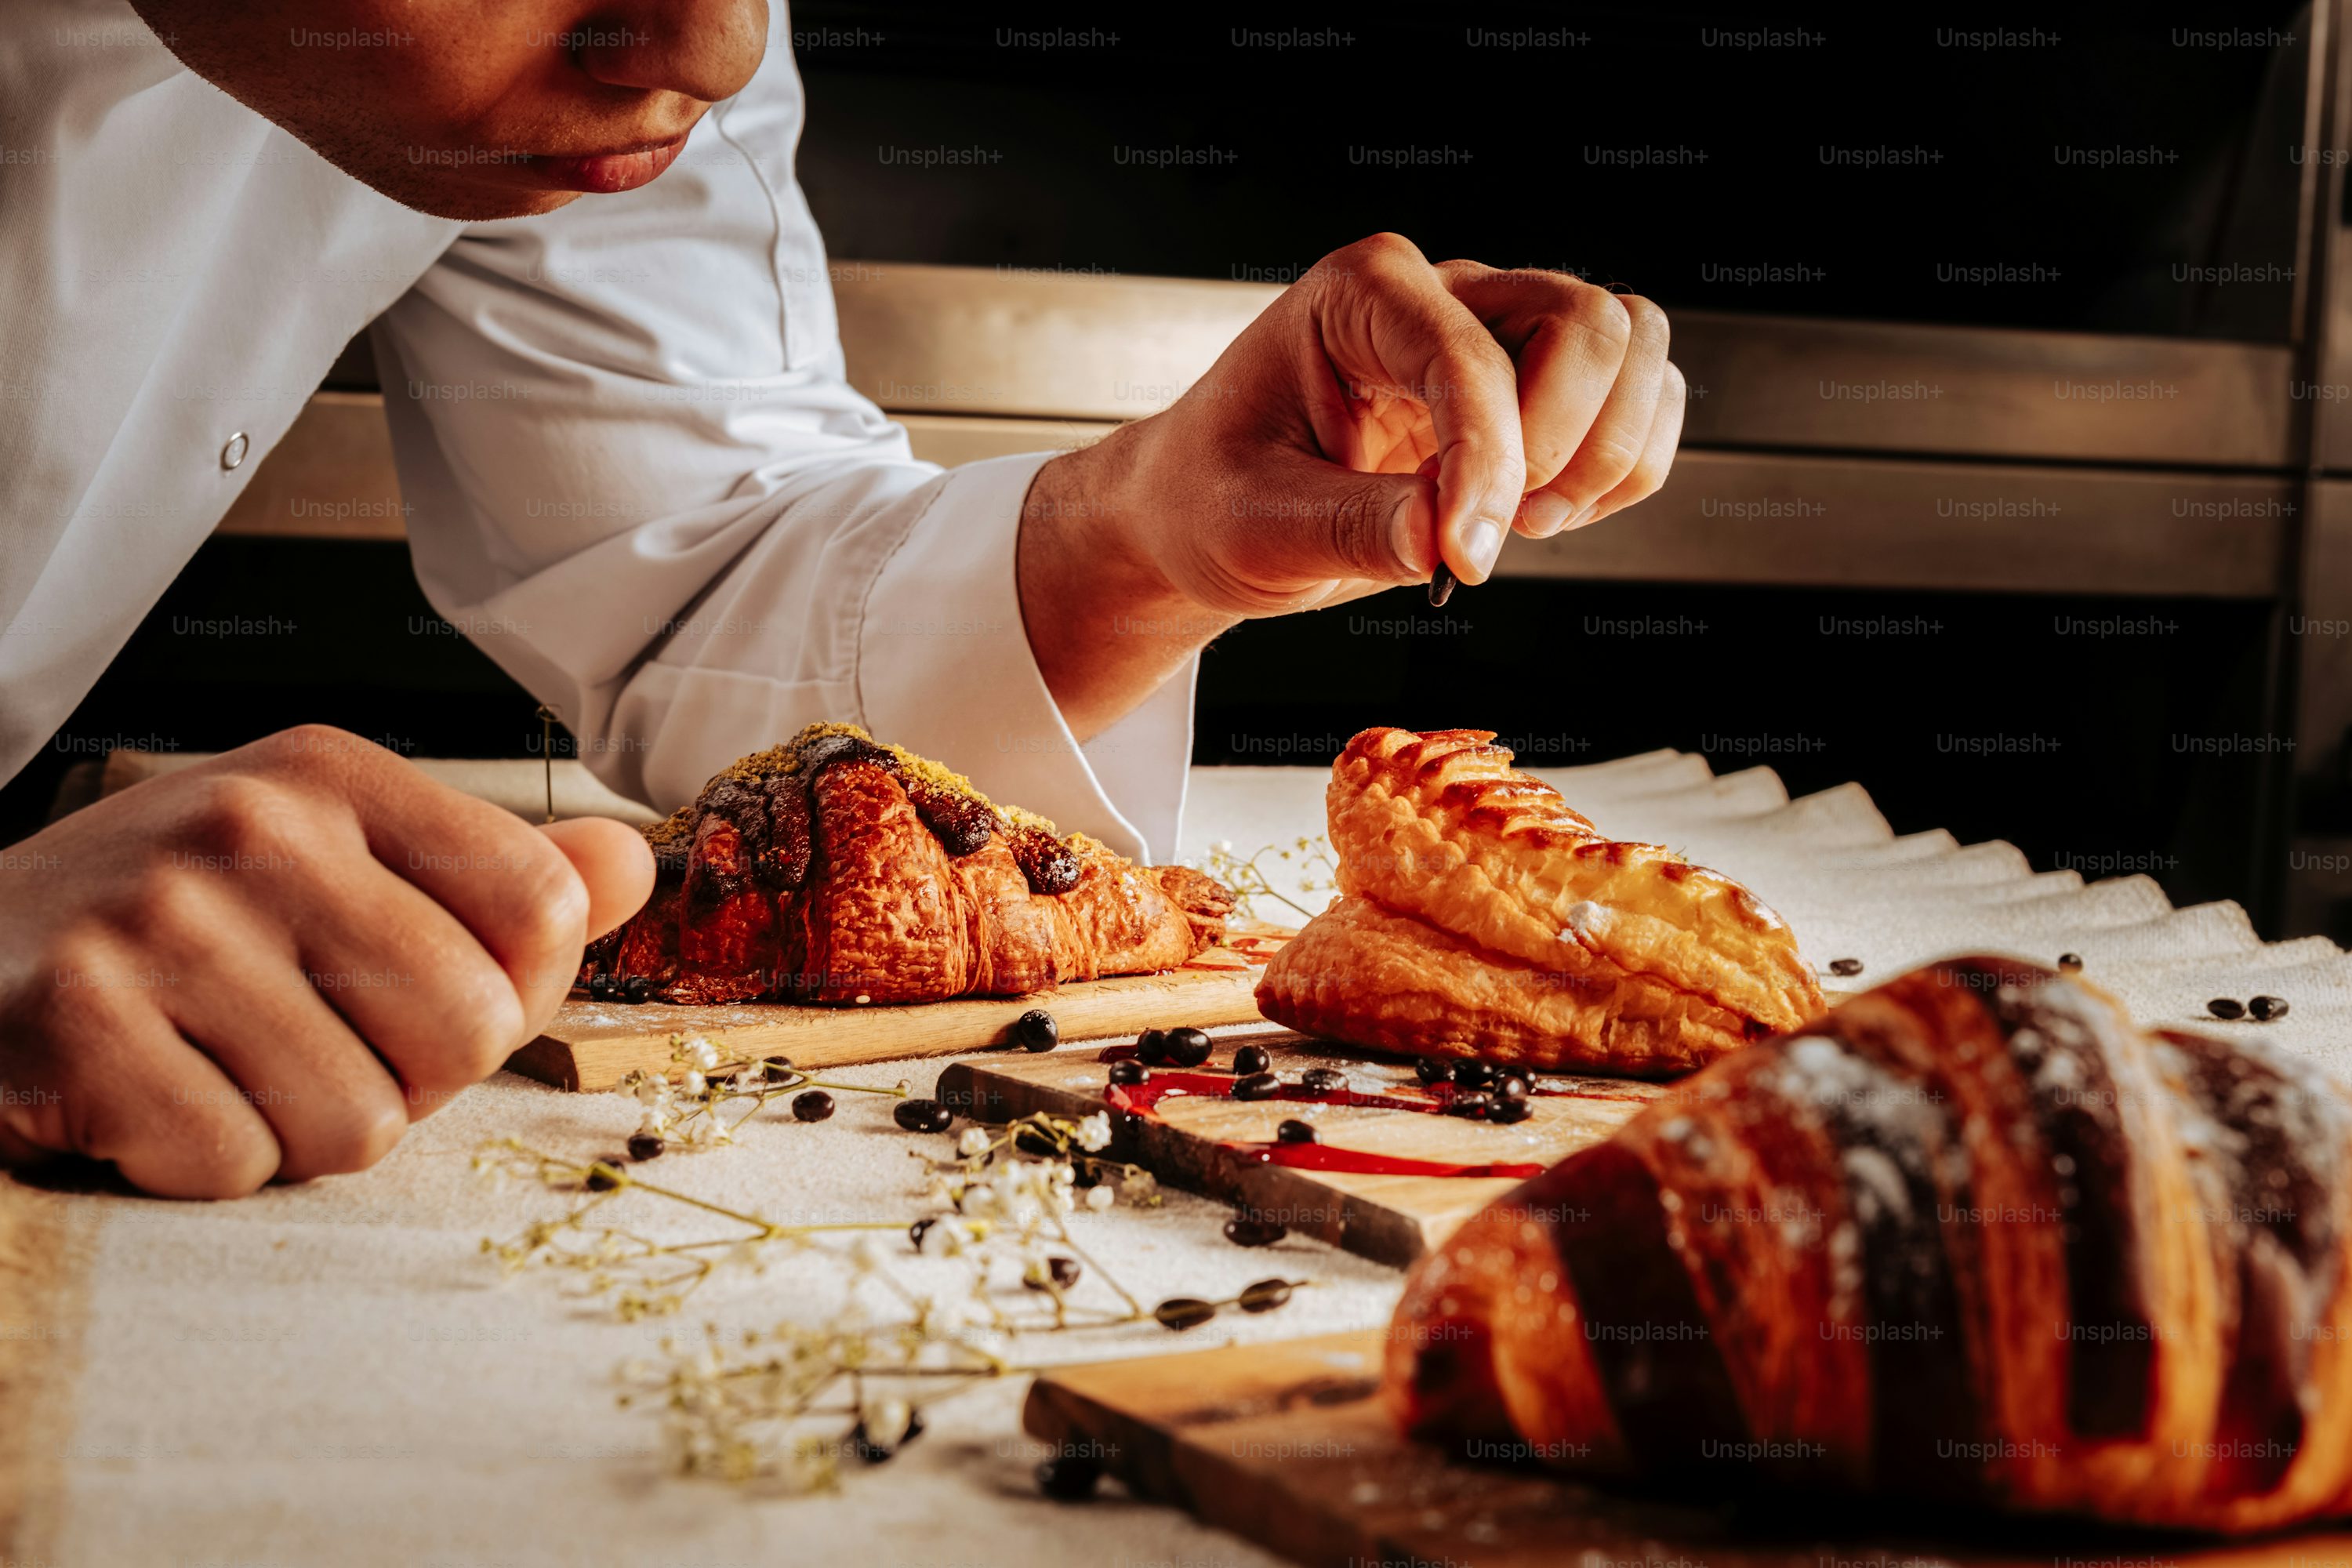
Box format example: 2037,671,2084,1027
1022,423,1181,611
1017,424,1232,739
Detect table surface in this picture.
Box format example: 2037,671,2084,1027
8,752,2347,1568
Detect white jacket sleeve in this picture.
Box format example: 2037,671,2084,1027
368,19,1194,862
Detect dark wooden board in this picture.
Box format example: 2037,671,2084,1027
938,1039,1662,1267
1025,1331,2352,1568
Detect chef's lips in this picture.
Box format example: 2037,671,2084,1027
524,132,691,194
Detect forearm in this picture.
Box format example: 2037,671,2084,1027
1017,422,1237,740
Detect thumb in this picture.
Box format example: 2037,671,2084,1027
1240,448,1440,592
535,817,655,942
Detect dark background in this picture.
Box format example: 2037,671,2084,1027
792,2,2306,340
8,3,2314,926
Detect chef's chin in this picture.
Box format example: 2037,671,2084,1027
292,129,697,221
273,129,590,221
343,165,587,223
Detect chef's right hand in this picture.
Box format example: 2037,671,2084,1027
0,726,653,1198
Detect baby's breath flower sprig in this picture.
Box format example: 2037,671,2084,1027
915,1109,1164,1324
1194,834,1336,922
633,1307,1051,1489
473,1136,911,1318
621,1033,909,1155
474,1104,1313,1492
617,1178,1315,1491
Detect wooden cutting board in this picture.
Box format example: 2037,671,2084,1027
936,1038,1662,1267
504,940,1282,1092
1025,1331,2348,1568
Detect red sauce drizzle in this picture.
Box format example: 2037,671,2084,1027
1099,1065,1546,1180
1105,1069,1440,1117
1094,1046,1640,1103
1179,929,1292,972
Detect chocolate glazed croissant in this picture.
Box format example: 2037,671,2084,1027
1388,956,2352,1533
585,725,1233,1005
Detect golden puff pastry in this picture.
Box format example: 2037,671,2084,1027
1256,727,1824,1075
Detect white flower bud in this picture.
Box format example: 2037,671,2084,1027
862,1397,912,1448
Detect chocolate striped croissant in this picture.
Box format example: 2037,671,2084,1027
1387,956,2352,1533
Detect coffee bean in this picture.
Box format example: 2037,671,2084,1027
1153,1298,1216,1331
893,1098,953,1134
1036,1455,1102,1500
1014,1009,1059,1052
1224,1215,1286,1247
1164,1027,1213,1068
1238,1278,1294,1313
1025,1255,1083,1291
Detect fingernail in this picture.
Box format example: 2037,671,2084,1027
1464,515,1508,581
1391,487,1436,575
1523,494,1575,538
1564,502,1598,532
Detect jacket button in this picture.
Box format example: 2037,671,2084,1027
220,432,249,470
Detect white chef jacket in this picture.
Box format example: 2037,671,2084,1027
0,1,1195,862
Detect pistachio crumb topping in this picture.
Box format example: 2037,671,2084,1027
641,804,697,849
648,721,1062,844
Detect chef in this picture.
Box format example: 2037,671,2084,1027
0,1,1684,1196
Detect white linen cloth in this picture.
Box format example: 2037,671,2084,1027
0,0,1190,861
15,755,2351,1568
